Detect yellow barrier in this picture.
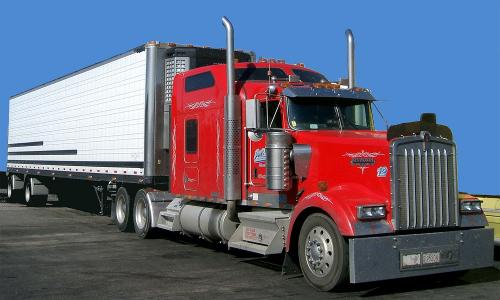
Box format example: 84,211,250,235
474,194,500,245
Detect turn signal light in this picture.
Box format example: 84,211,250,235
318,181,328,192
312,82,341,90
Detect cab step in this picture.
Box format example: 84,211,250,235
228,210,291,255
156,198,183,231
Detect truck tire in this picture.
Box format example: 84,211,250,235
298,213,348,291
7,176,21,202
115,187,133,232
23,178,47,207
133,189,153,238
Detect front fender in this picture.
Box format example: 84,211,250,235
286,183,393,251
286,191,354,252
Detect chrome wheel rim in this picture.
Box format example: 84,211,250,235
134,198,147,230
25,184,31,204
305,226,334,277
116,195,126,224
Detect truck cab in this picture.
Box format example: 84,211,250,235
169,51,493,290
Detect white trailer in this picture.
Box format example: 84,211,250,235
6,42,253,207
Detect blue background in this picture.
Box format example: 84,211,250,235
1,0,498,194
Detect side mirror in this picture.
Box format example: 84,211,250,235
245,99,260,129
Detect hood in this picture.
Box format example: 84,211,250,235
292,129,392,214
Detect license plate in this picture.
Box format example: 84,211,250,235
401,253,421,268
422,252,440,265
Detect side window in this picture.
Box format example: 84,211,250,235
185,119,198,154
259,101,282,128
185,72,215,92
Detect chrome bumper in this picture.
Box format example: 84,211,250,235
349,228,494,283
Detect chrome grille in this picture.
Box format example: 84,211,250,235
391,135,459,230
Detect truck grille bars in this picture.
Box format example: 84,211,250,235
391,135,459,230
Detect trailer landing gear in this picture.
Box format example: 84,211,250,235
92,185,110,216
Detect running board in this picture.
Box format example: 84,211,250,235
228,210,291,255
156,198,183,231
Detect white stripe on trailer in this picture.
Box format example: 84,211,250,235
7,163,144,176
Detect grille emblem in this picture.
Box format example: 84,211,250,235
344,150,384,174
422,132,431,152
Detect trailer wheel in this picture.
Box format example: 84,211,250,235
23,178,47,207
298,213,348,291
7,177,20,202
133,189,153,238
115,187,133,232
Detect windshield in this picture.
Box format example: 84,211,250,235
287,97,372,130
292,69,328,83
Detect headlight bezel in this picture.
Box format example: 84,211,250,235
460,200,483,214
357,204,387,221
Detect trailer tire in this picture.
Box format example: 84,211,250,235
133,189,153,239
115,187,133,232
23,178,47,207
298,213,348,291
7,177,21,203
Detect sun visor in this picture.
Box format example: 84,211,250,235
282,86,375,101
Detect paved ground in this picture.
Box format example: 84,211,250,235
1,191,499,299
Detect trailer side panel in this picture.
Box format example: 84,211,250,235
8,50,147,180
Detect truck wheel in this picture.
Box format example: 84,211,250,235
23,179,47,207
7,177,20,202
133,189,153,238
115,187,133,232
298,213,348,291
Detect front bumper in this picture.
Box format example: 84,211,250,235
349,228,494,283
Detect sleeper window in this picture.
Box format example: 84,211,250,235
185,72,215,92
185,119,198,153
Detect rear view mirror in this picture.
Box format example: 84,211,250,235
245,99,260,129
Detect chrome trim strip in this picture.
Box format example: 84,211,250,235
411,148,417,228
437,149,443,226
443,148,449,226
431,149,436,227
404,148,410,228
417,148,423,227
424,150,430,227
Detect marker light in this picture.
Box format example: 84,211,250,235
460,200,482,214
357,205,386,220
312,82,341,90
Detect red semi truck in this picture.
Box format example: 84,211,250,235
6,17,493,290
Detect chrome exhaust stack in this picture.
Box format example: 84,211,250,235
346,29,355,89
222,16,241,222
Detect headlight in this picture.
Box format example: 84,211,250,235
460,200,482,214
357,205,386,220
